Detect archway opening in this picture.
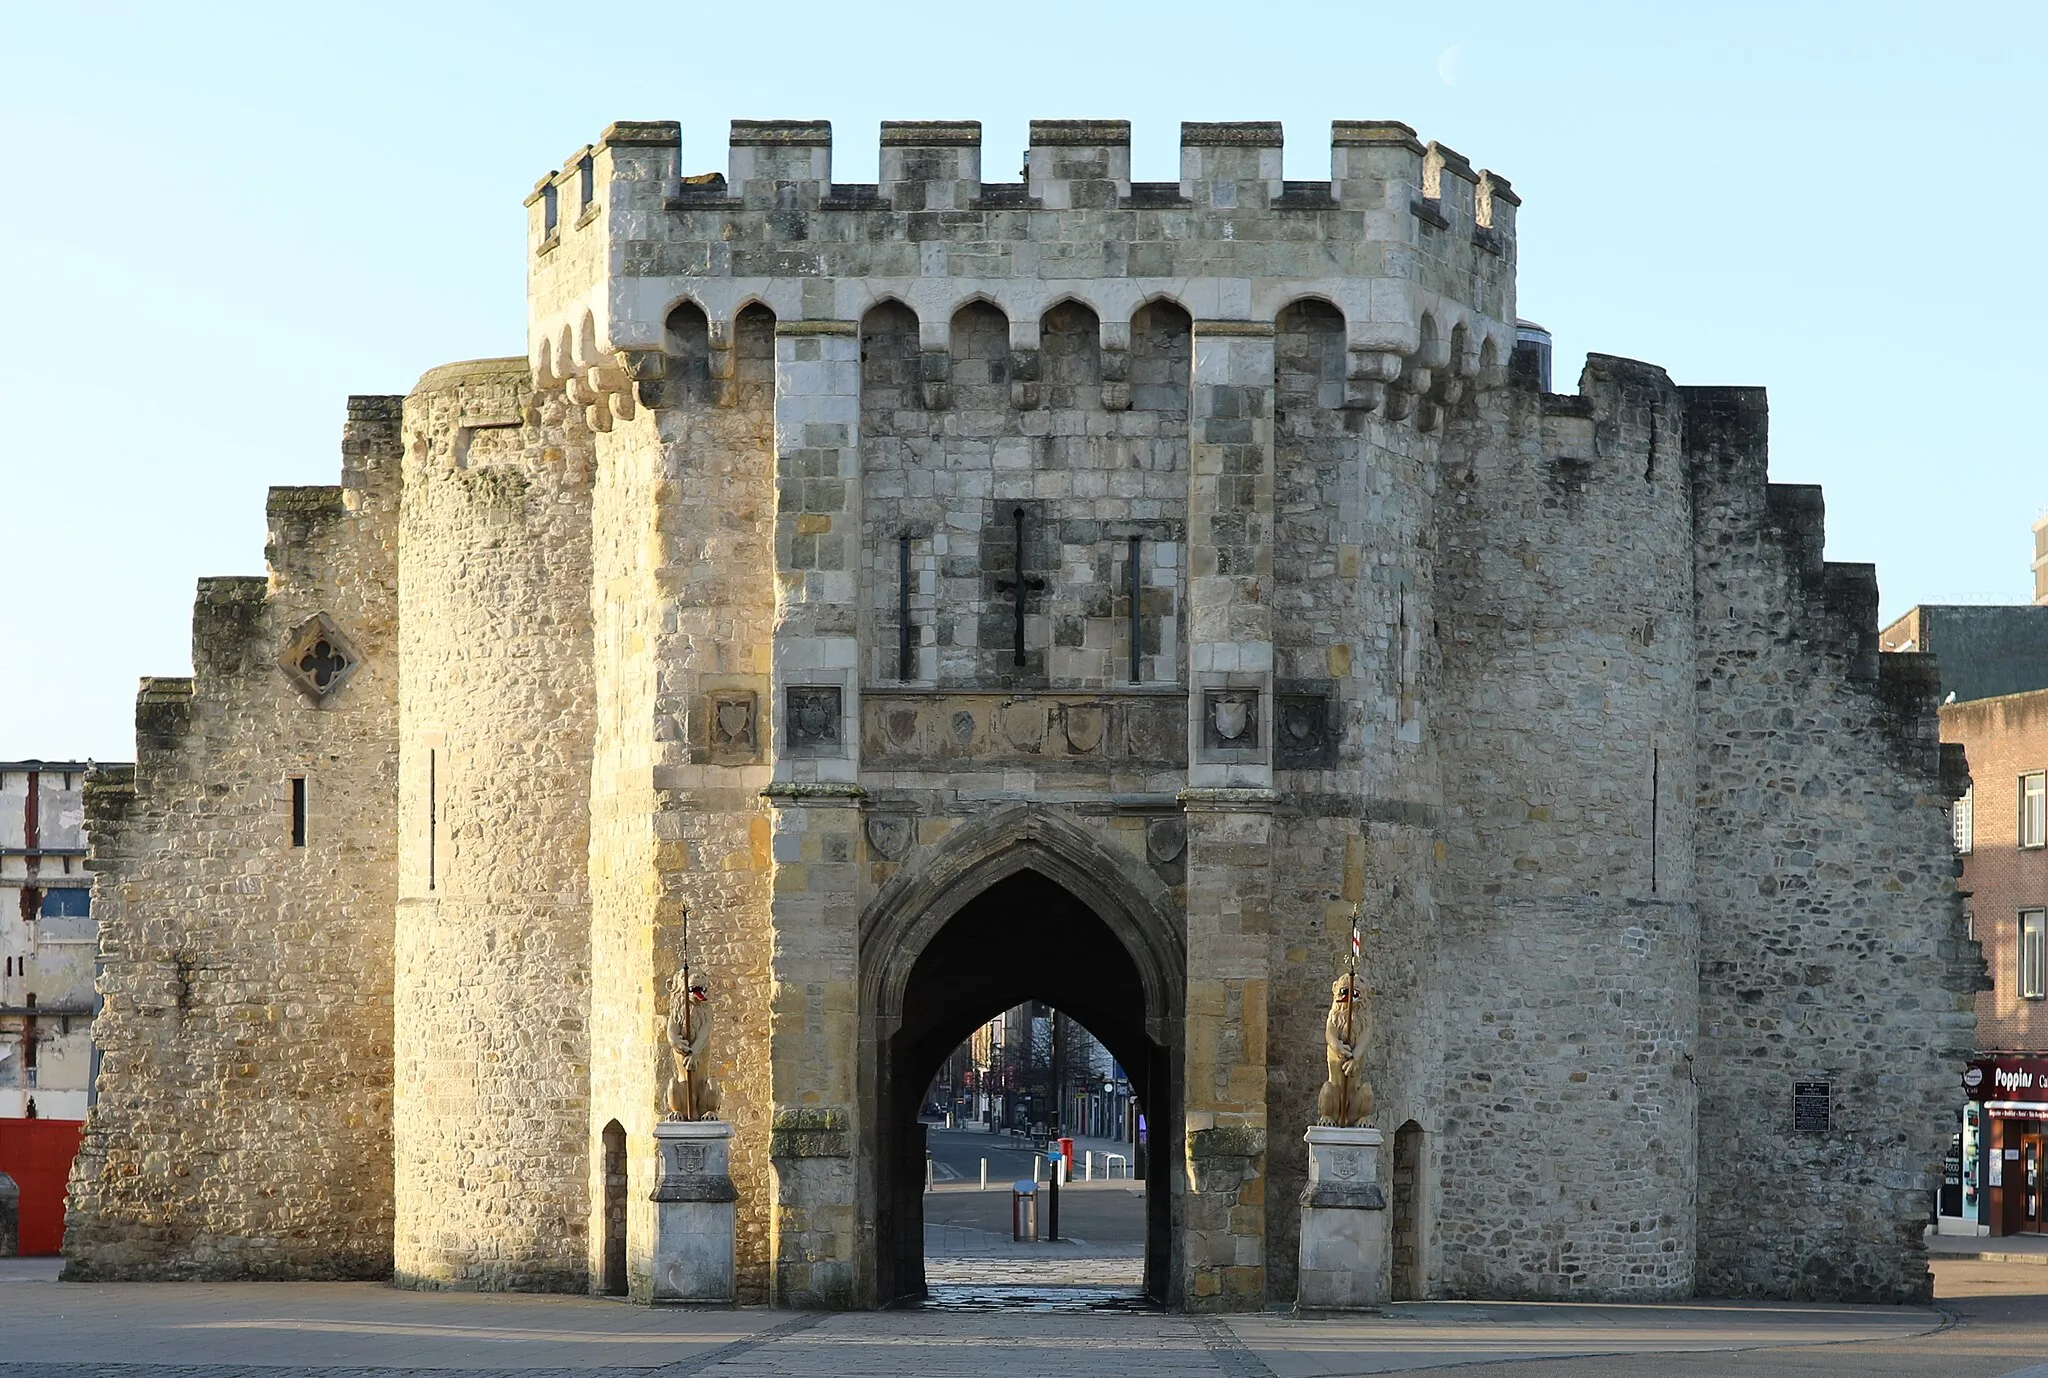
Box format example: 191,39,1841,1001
1392,1120,1426,1301
868,867,1181,1307
599,1120,627,1296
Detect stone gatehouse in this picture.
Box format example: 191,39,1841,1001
63,116,1982,1309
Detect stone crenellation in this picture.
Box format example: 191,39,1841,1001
62,114,1977,1313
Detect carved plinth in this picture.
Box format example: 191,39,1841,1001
651,1121,736,1303
1297,1126,1386,1312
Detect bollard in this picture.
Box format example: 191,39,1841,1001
1033,1156,1043,1185
1046,1152,1062,1241
980,1157,988,1191
925,1154,934,1192
1085,1150,1095,1181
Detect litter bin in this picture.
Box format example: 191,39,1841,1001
1011,1180,1039,1242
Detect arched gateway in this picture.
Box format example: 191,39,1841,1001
857,807,1186,1304
66,112,1973,1317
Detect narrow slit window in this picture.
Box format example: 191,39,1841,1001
1649,747,1660,894
578,154,594,210
1128,536,1143,685
542,183,559,238
428,749,438,892
898,535,914,682
290,777,307,848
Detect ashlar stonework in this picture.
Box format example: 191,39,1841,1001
64,116,1981,1310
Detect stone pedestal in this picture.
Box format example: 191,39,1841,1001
1296,1126,1387,1312
651,1120,736,1303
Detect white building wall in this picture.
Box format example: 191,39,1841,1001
1,762,112,1122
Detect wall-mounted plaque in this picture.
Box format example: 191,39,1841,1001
786,686,843,753
1793,1079,1832,1134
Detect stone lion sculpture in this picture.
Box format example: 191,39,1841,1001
664,969,721,1121
1314,971,1374,1127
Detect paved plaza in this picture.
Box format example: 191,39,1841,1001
8,1255,2048,1377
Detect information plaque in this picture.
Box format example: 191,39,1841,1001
1793,1079,1832,1133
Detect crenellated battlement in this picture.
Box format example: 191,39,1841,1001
524,116,1519,435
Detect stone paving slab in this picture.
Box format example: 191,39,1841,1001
0,1265,1947,1377
1227,1301,1944,1376
0,1276,768,1371
922,1256,1145,1287
1927,1229,2048,1265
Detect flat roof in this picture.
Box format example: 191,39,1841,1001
0,761,126,773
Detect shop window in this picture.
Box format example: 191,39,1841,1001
2022,773,2047,849
2022,910,2046,1001
39,889,88,919
1955,786,1974,854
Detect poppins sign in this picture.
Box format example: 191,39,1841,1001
1966,1057,2048,1100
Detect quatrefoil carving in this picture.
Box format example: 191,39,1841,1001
278,613,360,703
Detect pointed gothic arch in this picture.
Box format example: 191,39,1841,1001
856,804,1187,1305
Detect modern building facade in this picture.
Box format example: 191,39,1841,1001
1,761,110,1254
1946,690,2048,1234
1885,555,2048,1237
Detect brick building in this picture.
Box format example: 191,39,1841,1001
1941,692,2048,1234
1884,578,2048,1236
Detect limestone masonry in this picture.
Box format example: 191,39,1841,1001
63,116,1983,1309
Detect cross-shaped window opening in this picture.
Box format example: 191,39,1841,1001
993,506,1047,668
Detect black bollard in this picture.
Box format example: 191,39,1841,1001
1047,1153,1060,1242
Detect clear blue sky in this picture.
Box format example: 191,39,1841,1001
2,1,2041,760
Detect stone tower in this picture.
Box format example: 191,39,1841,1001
63,117,1982,1310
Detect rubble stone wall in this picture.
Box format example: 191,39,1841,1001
1689,387,1981,1303
64,399,402,1279
1432,357,1701,1299
392,361,596,1290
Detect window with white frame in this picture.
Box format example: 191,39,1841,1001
1955,786,1975,854
2023,773,2047,849
2023,910,2046,1001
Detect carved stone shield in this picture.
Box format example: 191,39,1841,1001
1062,704,1106,755
999,700,1046,752
787,686,842,750
1146,817,1186,864
865,813,914,860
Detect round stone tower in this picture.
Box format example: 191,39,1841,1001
392,360,597,1289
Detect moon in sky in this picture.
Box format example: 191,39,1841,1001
1437,44,1464,86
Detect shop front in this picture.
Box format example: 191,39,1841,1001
1962,1055,2048,1236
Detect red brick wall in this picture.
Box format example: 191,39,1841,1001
1947,689,2048,1051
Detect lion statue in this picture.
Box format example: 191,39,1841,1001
664,969,721,1121
1314,971,1374,1127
